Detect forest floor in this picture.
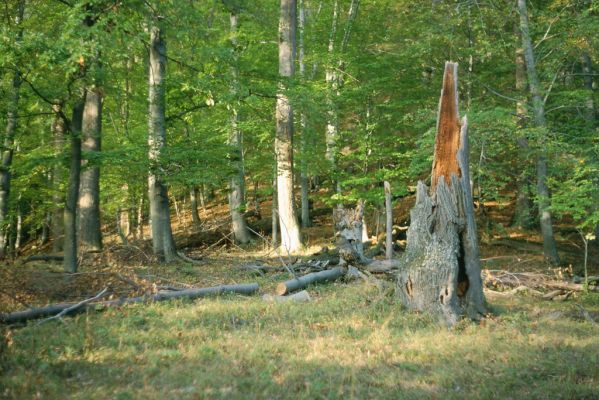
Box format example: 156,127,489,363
1,196,598,399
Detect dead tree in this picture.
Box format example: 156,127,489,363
396,62,485,326
334,201,370,265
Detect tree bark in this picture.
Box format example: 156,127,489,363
334,200,369,265
275,0,302,253
147,23,177,262
518,0,559,265
1,283,259,325
298,0,311,228
384,181,393,260
0,1,24,259
78,86,103,251
396,62,485,326
228,12,251,244
581,52,596,131
189,186,201,228
51,105,66,252
64,99,85,273
512,36,535,229
276,266,346,295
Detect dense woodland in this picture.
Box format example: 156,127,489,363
0,0,598,398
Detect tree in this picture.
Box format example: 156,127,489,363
396,62,485,326
147,17,177,262
0,0,24,259
78,4,104,251
517,0,559,265
227,10,251,244
275,0,302,253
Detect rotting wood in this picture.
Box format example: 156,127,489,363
1,283,259,325
334,201,370,265
396,62,486,326
276,266,346,295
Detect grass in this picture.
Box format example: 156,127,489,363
1,278,598,399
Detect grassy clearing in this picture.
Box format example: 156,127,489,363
2,279,598,399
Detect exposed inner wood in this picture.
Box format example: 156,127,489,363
432,64,461,191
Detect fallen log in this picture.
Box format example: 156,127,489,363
366,259,401,273
276,267,346,295
1,283,259,325
23,255,64,263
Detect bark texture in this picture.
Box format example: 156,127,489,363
298,0,311,228
518,0,559,265
147,24,177,262
78,87,103,251
1,283,259,325
228,12,251,244
275,0,302,253
396,62,485,326
0,1,24,258
334,201,369,265
276,267,346,295
384,181,393,260
64,99,85,273
51,106,66,252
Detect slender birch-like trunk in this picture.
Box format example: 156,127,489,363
228,12,251,244
275,0,302,253
517,0,559,264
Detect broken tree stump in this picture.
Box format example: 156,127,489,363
396,62,485,326
334,201,370,265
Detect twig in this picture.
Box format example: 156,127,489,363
36,288,109,325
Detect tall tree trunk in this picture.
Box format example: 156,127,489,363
78,86,103,251
275,0,302,253
136,196,144,240
325,0,359,199
189,186,201,228
0,1,24,259
272,176,279,246
512,35,535,229
298,0,311,228
51,105,66,252
396,62,485,325
64,99,85,273
228,12,251,244
147,23,177,262
581,52,596,130
518,0,559,265
324,0,340,195
384,181,393,260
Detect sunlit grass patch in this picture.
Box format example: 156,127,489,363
1,281,598,399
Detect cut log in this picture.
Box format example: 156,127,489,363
0,283,259,325
396,62,486,326
366,259,401,273
276,266,346,295
262,290,311,303
334,201,370,265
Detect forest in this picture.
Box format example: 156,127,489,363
0,0,598,398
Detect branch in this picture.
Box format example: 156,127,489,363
36,287,109,325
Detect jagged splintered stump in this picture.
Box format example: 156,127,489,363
396,62,486,326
